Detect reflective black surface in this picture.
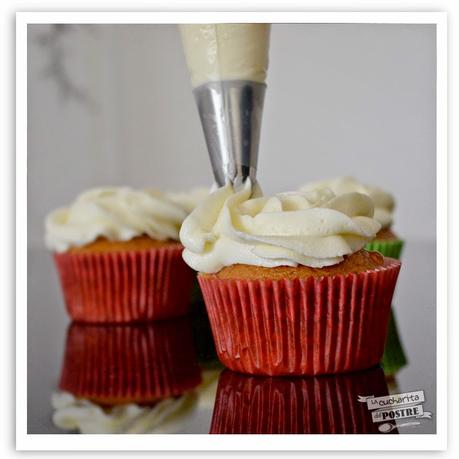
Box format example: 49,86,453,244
27,241,436,434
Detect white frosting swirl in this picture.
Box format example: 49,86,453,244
180,182,381,273
45,187,188,252
51,391,197,434
300,177,395,230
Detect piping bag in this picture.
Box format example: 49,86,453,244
180,24,271,192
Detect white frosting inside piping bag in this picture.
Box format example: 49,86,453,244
179,24,271,87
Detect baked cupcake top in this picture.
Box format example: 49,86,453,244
179,181,381,273
299,177,395,230
45,187,188,252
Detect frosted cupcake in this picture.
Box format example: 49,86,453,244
300,177,403,259
180,182,401,376
45,187,195,322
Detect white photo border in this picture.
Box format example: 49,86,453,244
16,10,447,451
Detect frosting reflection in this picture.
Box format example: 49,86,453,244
52,390,198,434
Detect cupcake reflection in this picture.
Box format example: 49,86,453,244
53,318,202,433
210,367,397,434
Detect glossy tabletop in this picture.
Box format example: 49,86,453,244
27,241,436,434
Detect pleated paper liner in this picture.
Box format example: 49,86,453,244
59,318,202,405
380,308,408,376
365,239,404,260
199,258,401,376
210,367,392,434
54,244,194,323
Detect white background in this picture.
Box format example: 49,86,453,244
27,23,436,248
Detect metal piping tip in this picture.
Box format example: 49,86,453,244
193,80,266,190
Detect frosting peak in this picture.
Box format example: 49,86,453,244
300,177,395,229
180,182,381,273
45,187,189,252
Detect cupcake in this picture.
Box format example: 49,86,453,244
45,187,195,322
210,367,392,434
58,319,202,405
180,182,401,376
299,177,404,259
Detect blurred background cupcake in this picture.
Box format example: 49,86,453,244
210,367,393,434
45,186,196,322
180,182,401,376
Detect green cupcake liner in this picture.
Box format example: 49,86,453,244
380,309,408,376
365,239,404,260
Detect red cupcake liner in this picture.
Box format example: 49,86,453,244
210,367,392,434
59,318,202,405
199,258,401,376
54,245,194,323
